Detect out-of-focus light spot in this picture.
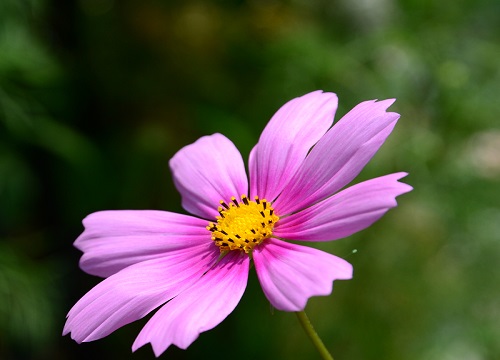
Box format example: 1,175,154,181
167,3,225,60
174,4,218,46
425,339,483,360
339,0,395,31
438,61,470,89
465,130,500,179
247,0,291,35
467,208,500,243
377,44,413,73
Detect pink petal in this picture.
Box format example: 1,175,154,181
253,239,352,312
132,251,249,357
274,99,400,215
169,134,248,219
75,210,210,278
63,243,219,343
249,91,338,202
275,173,412,241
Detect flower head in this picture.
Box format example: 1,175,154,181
63,91,412,356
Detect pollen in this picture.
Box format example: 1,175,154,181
206,195,279,253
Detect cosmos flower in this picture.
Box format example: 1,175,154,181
63,91,412,356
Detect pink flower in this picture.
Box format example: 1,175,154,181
63,91,412,356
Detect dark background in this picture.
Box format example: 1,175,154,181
1,0,500,359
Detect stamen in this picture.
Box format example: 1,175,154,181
220,200,230,210
207,195,279,253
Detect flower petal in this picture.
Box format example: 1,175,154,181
249,91,338,202
274,99,400,215
63,243,219,343
132,251,249,356
253,238,352,312
75,210,211,278
275,173,412,241
169,134,248,219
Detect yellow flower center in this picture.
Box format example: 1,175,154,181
206,195,279,253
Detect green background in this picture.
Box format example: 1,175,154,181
1,0,499,359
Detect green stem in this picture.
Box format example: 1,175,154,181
296,311,334,360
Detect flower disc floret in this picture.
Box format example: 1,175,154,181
207,195,279,253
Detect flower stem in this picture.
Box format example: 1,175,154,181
296,310,334,360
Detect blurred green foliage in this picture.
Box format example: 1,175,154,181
1,0,500,359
